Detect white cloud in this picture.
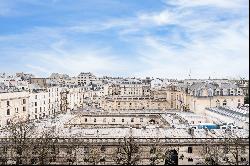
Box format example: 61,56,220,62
22,45,131,77
26,64,50,74
166,0,248,9
138,10,173,26
0,0,248,79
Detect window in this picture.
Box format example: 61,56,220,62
23,99,26,104
7,109,10,115
188,147,193,153
131,118,134,122
35,95,37,99
216,100,220,107
7,101,10,106
35,108,37,113
35,115,37,119
223,100,227,106
16,108,18,113
35,102,37,106
112,118,115,122
94,118,96,122
122,119,124,122
23,107,26,111
140,118,143,122
188,158,193,162
85,118,87,122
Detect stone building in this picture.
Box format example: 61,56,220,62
186,82,244,114
100,96,171,111
0,92,29,128
77,72,100,86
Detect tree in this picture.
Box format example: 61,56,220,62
200,132,248,165
84,145,102,165
149,144,166,165
64,143,77,165
164,148,179,165
31,129,57,165
201,143,221,165
115,137,141,165
223,136,248,165
8,120,35,165
0,143,8,165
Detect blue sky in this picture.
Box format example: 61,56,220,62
0,0,249,79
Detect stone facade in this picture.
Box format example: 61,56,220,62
0,92,29,127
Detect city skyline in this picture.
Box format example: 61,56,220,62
0,0,249,79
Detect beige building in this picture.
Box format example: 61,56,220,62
0,92,29,128
100,96,171,111
67,87,85,111
118,79,151,97
151,85,187,110
186,82,244,114
29,78,48,88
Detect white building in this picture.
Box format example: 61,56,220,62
29,91,49,120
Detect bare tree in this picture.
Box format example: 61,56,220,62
200,135,248,165
115,137,141,165
200,143,221,165
0,141,8,165
223,136,248,165
164,146,179,165
84,145,102,165
64,143,77,165
8,120,35,165
31,129,57,165
148,144,166,165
